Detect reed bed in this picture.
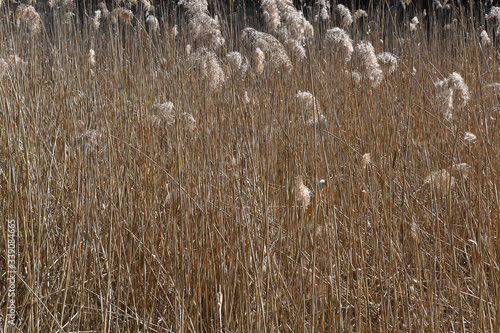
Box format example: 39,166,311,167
1,0,499,331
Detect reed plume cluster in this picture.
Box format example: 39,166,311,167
111,7,134,24
376,52,398,75
146,14,159,33
75,129,101,149
324,27,353,62
424,169,455,194
486,6,500,35
314,0,330,21
295,90,327,131
336,4,352,26
188,48,225,92
354,41,384,87
260,0,313,59
15,4,41,34
225,51,249,77
294,175,311,209
241,27,292,73
179,0,225,49
435,72,470,120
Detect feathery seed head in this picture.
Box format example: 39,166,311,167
410,16,419,31
286,39,306,59
486,6,500,22
464,132,476,144
274,0,314,41
376,52,398,75
89,49,95,66
295,90,327,130
140,0,152,13
97,2,109,17
112,7,134,24
435,72,469,119
189,48,225,93
93,10,101,30
15,4,41,35
152,102,176,127
179,0,225,49
336,4,353,26
353,9,367,20
146,15,159,33
452,163,471,178
362,153,371,169
355,41,383,87
424,169,455,193
241,28,292,73
261,0,281,31
226,52,249,76
315,0,331,21
324,28,353,62
182,112,197,135
295,175,311,209
480,30,491,46
76,130,101,149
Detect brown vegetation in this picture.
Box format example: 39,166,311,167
1,0,499,331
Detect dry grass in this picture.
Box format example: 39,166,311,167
0,0,499,331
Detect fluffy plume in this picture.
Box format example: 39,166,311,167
179,0,225,49
463,132,476,144
225,52,249,76
486,6,500,20
48,0,75,10
376,52,398,75
355,41,383,87
76,130,101,149
140,0,153,13
151,102,176,127
345,70,362,86
261,0,281,32
15,4,41,35
480,30,491,46
189,48,225,93
241,28,292,73
424,169,455,193
295,91,327,130
286,39,306,59
97,2,110,17
324,28,353,62
146,15,159,33
435,72,470,120
435,0,451,10
315,0,331,21
89,49,95,66
353,9,367,20
260,0,313,64
182,112,197,135
93,10,102,30
400,0,411,8
274,0,314,42
336,4,353,26
112,7,134,24
295,175,311,209
253,48,265,74
410,16,419,31
361,153,371,169
452,163,471,178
